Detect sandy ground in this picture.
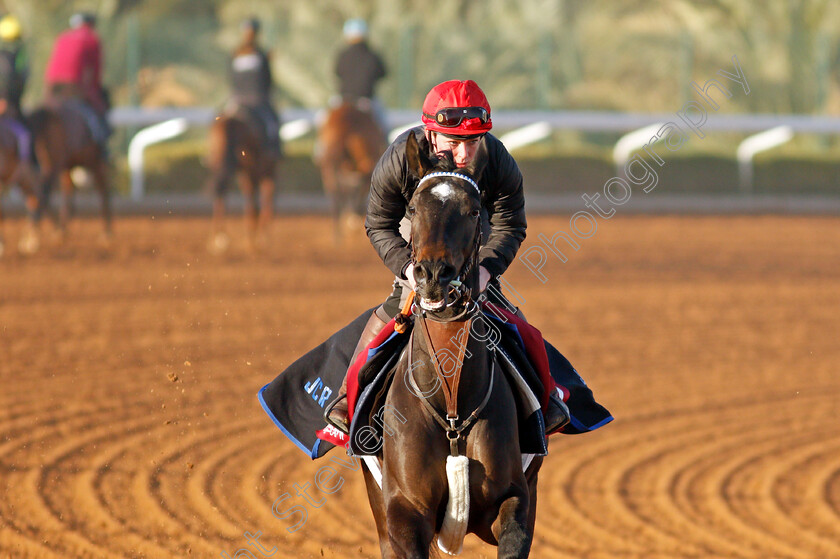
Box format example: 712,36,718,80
0,213,838,559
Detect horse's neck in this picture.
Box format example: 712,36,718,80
410,315,490,417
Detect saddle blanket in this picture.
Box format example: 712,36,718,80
339,321,550,457
258,306,613,459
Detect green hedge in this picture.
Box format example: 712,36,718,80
113,138,322,196
519,151,838,195
119,138,839,197
754,155,840,194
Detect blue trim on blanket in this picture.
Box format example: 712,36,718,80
485,312,527,349
365,329,400,362
569,413,614,433
586,414,614,431
258,384,318,459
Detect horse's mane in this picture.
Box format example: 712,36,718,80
429,150,458,173
411,133,486,185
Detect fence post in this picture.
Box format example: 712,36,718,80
128,118,189,201
499,123,552,152
613,123,665,178
736,126,793,194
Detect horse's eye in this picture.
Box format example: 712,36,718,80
408,206,416,215
470,209,480,218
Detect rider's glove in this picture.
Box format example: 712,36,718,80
403,262,419,291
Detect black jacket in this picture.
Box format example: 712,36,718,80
229,44,273,106
335,41,386,100
0,41,28,111
365,127,527,280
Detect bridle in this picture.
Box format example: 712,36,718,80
401,172,494,457
409,172,483,312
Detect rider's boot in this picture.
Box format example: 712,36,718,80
325,309,388,434
544,388,571,434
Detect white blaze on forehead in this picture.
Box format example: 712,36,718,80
430,182,455,201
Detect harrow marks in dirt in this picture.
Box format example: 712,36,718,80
1,215,839,559
533,389,840,559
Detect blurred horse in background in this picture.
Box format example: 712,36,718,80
206,108,281,254
28,102,113,244
316,100,386,243
0,113,39,256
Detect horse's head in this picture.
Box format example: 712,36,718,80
405,132,488,313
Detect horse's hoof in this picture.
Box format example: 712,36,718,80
208,232,230,254
18,230,40,255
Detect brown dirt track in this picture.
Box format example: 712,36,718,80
1,213,839,559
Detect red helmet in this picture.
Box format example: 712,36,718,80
421,79,493,136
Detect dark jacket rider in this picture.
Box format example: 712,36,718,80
228,18,281,155
333,18,387,135
326,79,571,435
0,14,28,119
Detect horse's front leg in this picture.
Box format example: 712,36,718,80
362,460,398,559
385,493,435,559
320,164,342,245
354,172,373,217
493,488,533,559
34,170,57,227
57,169,75,238
240,173,258,253
257,173,275,246
91,161,113,243
0,194,5,257
524,456,543,539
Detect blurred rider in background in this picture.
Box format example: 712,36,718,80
334,18,387,134
0,14,28,119
44,12,111,153
226,17,282,156
0,13,34,169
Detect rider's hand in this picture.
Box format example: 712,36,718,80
478,266,491,293
404,262,418,291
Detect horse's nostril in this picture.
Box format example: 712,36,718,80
413,264,428,282
439,263,456,283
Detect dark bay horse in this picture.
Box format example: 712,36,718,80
360,133,543,558
316,101,385,242
0,114,39,255
206,109,280,253
29,102,112,243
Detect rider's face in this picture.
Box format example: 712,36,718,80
428,132,482,168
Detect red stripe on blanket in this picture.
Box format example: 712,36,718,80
316,424,348,447
484,303,558,411
346,318,398,421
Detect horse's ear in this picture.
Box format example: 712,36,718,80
405,131,437,179
463,136,488,182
